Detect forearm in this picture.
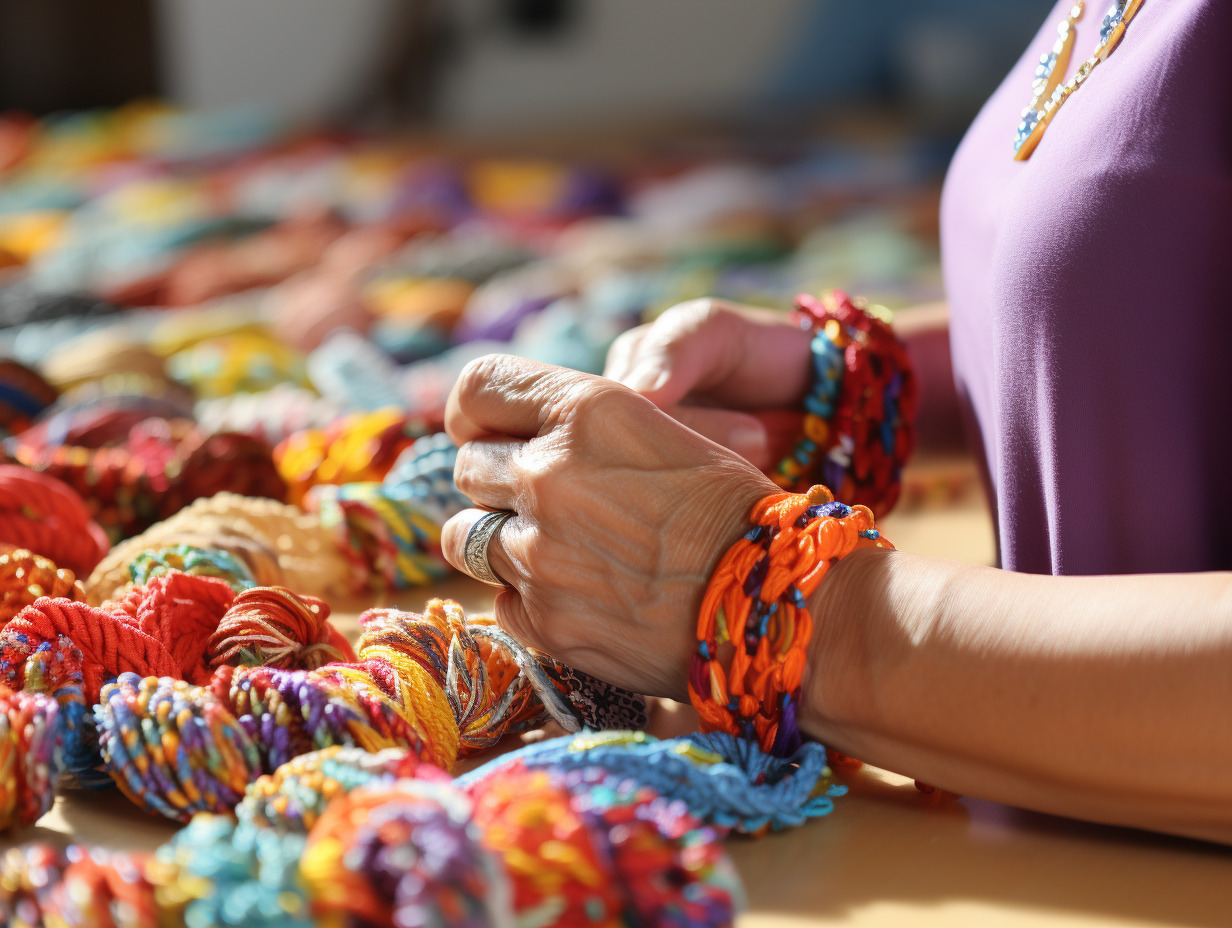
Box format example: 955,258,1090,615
802,548,1232,843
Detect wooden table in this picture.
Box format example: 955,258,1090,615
8,459,1232,926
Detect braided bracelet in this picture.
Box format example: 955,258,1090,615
773,290,917,517
691,484,891,756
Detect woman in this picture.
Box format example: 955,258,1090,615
441,0,1232,844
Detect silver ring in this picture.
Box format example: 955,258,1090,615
463,510,515,587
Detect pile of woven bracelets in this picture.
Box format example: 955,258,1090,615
0,523,847,926
0,105,923,927
0,296,913,926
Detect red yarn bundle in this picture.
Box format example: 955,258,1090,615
207,586,355,670
0,573,353,702
0,465,110,576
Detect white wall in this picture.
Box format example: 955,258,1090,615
440,0,805,131
159,0,390,120
158,0,806,130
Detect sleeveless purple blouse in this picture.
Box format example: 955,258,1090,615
941,0,1232,575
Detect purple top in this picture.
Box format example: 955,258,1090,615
941,0,1232,575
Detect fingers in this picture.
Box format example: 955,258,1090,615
602,325,649,383
668,406,771,470
441,507,526,589
445,354,592,446
612,298,740,408
604,298,814,410
441,509,548,652
453,437,524,510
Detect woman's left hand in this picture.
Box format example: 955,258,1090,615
441,353,775,698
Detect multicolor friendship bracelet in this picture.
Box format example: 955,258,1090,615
773,290,917,517
691,484,891,756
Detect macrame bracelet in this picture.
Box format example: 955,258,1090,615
691,484,891,756
773,290,917,517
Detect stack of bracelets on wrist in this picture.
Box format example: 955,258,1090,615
773,289,917,517
691,484,890,757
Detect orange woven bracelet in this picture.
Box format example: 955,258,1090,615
690,484,891,756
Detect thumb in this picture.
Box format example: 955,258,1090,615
619,299,740,409
669,406,771,470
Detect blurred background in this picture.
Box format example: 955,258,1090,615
2,0,1052,129
0,0,1049,555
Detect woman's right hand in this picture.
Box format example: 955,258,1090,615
603,298,813,470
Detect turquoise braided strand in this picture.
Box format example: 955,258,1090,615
456,730,844,834
160,813,315,928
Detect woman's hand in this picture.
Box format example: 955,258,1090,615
603,298,813,470
440,353,775,698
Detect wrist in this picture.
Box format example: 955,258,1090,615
798,545,891,744
798,546,961,758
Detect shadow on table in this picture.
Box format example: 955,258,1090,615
728,765,1232,926
3,789,179,854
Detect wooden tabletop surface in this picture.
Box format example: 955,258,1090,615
7,458,1231,925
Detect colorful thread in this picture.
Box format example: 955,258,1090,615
0,764,741,927
94,600,553,820
85,493,352,604
128,543,257,592
6,422,288,541
307,482,450,590
0,684,58,832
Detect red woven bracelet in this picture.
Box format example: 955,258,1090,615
773,290,917,517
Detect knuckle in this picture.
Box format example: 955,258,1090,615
570,380,629,418
451,444,480,495
455,353,514,405
663,296,720,333
608,326,643,355
511,453,551,508
642,297,727,357
578,385,656,439
515,531,552,575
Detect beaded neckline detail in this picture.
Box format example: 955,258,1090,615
1013,0,1145,160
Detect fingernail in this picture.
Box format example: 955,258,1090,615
624,362,669,394
729,424,767,456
